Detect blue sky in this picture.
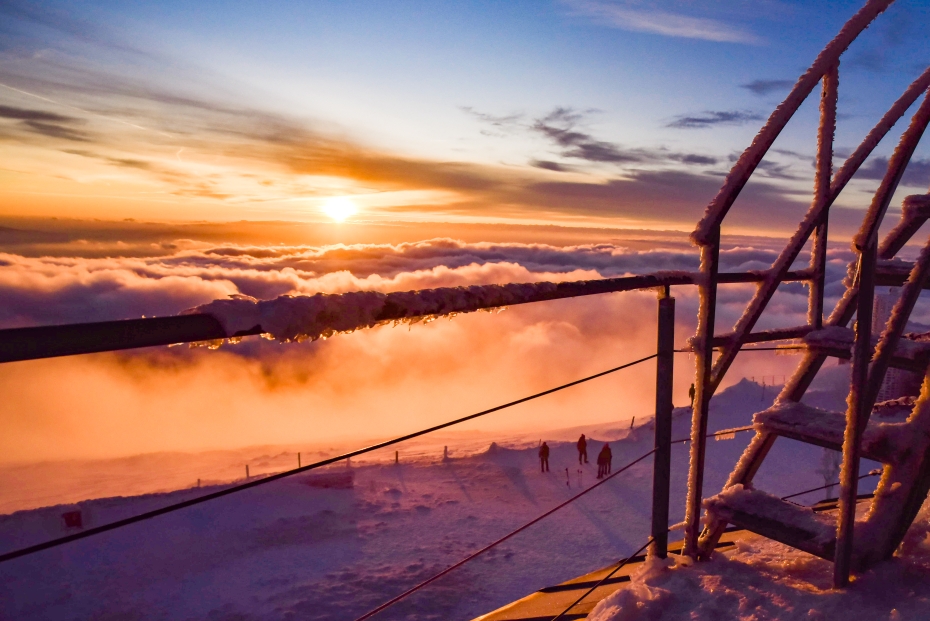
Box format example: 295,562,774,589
1,0,928,232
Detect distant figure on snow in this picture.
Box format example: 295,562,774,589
689,383,696,407
597,443,613,479
577,434,588,464
539,442,550,473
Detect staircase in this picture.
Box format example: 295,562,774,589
679,0,930,587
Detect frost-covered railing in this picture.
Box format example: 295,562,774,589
0,269,815,363
682,0,930,588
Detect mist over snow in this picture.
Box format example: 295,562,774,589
0,226,918,471
0,378,875,620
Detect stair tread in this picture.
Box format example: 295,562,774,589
754,400,913,464
804,326,930,362
704,485,836,559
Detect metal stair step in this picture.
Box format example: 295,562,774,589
753,401,911,464
704,485,837,560
875,255,930,289
803,326,930,371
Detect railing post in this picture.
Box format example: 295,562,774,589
809,64,839,329
651,286,675,558
684,227,720,559
834,242,875,587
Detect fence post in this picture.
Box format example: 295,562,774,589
684,227,720,559
651,286,675,559
834,243,875,587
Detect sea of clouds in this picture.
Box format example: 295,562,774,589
0,233,880,464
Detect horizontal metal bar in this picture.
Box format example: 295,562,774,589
718,270,810,284
875,262,930,288
0,314,238,363
711,326,813,347
0,270,811,364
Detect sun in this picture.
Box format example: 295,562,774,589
321,197,358,222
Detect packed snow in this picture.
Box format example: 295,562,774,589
588,507,930,621
704,484,837,547
0,373,890,620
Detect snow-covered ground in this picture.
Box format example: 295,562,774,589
0,374,881,620
589,505,930,621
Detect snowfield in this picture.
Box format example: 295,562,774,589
0,374,886,620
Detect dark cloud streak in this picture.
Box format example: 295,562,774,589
855,156,930,188
0,105,75,123
741,79,793,96
667,110,763,129
21,120,89,142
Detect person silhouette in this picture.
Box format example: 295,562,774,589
539,442,550,473
577,434,588,464
597,443,613,478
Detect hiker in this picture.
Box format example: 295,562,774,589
577,434,588,464
539,441,550,473
597,443,612,479
689,383,696,407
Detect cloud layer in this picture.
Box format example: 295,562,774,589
0,232,861,464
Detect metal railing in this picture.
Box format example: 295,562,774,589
0,277,843,618
0,0,926,603
682,0,930,587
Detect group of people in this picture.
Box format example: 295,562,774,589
537,434,613,478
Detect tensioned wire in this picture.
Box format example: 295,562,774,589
354,426,878,621
0,342,806,564
0,351,660,564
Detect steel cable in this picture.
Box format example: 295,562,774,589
353,449,657,621
550,538,654,621
0,352,658,565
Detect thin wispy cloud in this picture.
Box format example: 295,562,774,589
0,104,75,123
532,107,641,164
666,110,763,129
561,0,759,44
741,79,794,96
465,105,719,170
459,106,524,127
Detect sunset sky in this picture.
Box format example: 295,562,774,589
1,0,927,232
1,1,929,469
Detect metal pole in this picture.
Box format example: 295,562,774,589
809,64,839,329
834,243,875,587
684,227,720,559
651,287,675,558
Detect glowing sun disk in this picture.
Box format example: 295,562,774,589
321,197,358,222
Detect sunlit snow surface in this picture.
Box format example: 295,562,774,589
0,376,884,620
590,510,930,621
